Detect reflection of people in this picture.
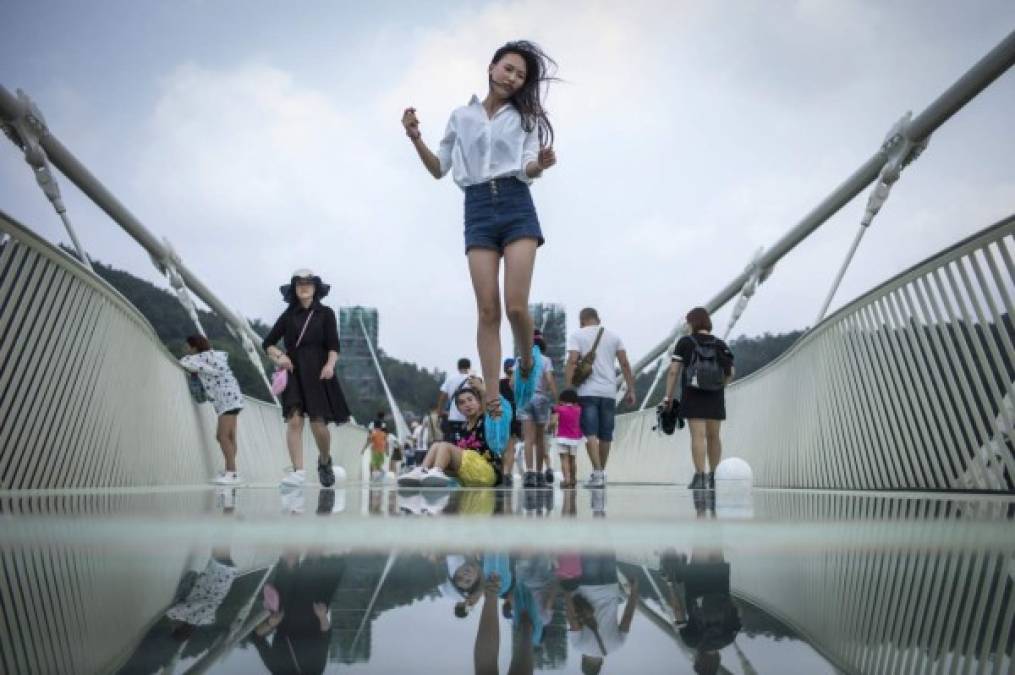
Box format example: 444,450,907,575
662,550,741,675
115,548,240,674
563,554,639,673
473,571,541,675
253,552,345,675
263,269,350,488
662,307,735,490
180,335,245,485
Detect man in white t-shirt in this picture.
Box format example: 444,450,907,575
436,358,472,443
564,308,636,488
563,554,639,673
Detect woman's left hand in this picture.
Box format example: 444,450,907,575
320,364,335,380
537,146,556,170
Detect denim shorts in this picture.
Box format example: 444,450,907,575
463,177,544,253
517,393,552,424
579,396,616,441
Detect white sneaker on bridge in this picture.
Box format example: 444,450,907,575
280,469,307,487
421,468,451,488
398,466,428,487
583,471,605,489
213,471,243,486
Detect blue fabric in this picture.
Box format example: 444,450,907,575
463,178,544,253
513,345,543,412
483,553,513,597
512,582,545,646
484,396,513,456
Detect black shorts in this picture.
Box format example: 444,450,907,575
222,409,242,417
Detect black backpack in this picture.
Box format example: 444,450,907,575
684,336,725,392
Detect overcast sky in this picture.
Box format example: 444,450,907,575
2,1,1013,374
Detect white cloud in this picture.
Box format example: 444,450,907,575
3,0,1012,381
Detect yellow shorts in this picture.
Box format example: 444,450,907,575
457,489,496,515
457,450,496,487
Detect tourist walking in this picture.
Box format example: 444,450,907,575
564,308,636,488
263,269,350,488
402,40,559,424
180,335,245,485
662,307,735,489
436,358,473,443
519,330,558,488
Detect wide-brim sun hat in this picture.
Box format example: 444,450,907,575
280,267,331,303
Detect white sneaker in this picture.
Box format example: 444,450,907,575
214,471,243,485
398,466,428,487
583,471,605,489
421,468,451,488
280,469,307,487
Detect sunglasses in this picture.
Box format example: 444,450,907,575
293,277,316,286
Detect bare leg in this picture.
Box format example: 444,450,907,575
216,415,238,472
309,421,331,462
503,239,537,372
705,420,722,471
502,437,518,477
428,442,465,473
468,249,503,409
559,454,572,485
688,420,707,473
600,441,612,469
507,612,535,675
585,435,603,472
523,420,536,470
286,413,305,470
535,424,548,473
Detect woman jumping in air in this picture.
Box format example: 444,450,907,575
402,40,558,422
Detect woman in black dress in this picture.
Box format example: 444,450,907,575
263,269,350,488
662,307,735,490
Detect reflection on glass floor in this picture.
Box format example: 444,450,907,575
0,484,1012,674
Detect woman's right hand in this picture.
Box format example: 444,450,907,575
402,107,421,139
276,354,294,372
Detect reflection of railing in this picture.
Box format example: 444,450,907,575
0,210,365,489
609,216,1015,491
728,492,1014,675
621,491,1014,675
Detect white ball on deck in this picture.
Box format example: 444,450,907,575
715,457,752,484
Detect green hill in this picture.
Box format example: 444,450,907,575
86,255,803,422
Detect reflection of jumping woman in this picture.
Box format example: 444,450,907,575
402,41,558,419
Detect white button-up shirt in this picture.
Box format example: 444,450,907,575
438,95,540,188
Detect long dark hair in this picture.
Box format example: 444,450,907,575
490,41,558,146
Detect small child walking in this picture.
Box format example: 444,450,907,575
552,389,583,488
361,419,389,481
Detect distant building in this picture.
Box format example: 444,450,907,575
526,303,567,392
339,306,381,399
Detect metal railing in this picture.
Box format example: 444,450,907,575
627,30,1015,403
0,209,365,489
609,216,1014,490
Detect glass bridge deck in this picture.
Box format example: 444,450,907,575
1,484,1012,674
